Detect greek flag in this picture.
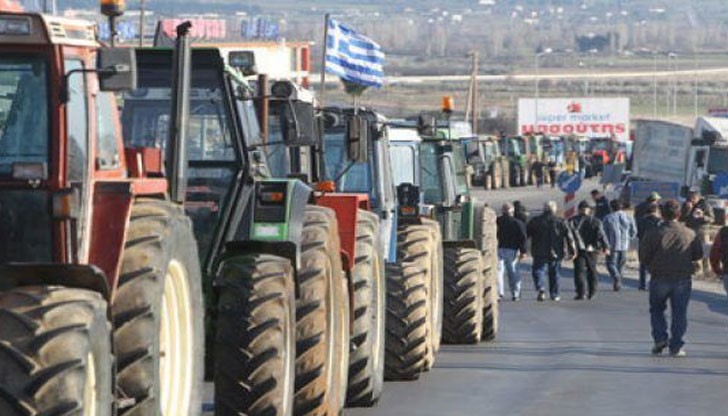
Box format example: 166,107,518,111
325,18,385,88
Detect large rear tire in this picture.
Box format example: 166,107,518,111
113,199,204,416
294,206,349,416
384,262,428,381
213,254,296,416
0,286,113,416
474,206,500,341
442,247,484,344
346,210,385,407
396,222,441,371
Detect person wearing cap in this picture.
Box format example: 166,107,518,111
590,189,611,220
636,202,662,290
639,199,703,357
569,200,610,300
635,192,661,220
602,199,637,291
497,203,528,301
526,201,575,302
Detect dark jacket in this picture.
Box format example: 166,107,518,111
639,221,703,281
593,196,611,220
569,213,610,253
634,200,654,220
681,198,714,232
637,213,661,240
709,226,728,276
497,215,527,253
527,212,575,261
514,206,530,224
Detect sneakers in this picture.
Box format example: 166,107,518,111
670,349,687,358
512,294,520,302
574,294,586,300
651,342,668,355
613,281,622,291
551,295,561,302
537,291,546,302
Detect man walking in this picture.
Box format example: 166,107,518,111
634,192,660,220
636,202,661,290
682,188,713,279
639,200,703,357
709,225,728,301
603,199,637,291
590,189,611,220
527,201,575,302
569,200,610,300
497,203,528,301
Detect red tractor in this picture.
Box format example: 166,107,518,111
0,8,203,416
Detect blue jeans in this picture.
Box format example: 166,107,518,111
649,279,692,353
498,248,521,298
532,257,561,298
606,250,627,284
639,263,649,289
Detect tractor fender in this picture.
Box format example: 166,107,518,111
219,241,301,298
442,240,478,250
0,264,111,301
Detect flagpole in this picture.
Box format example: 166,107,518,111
319,13,330,110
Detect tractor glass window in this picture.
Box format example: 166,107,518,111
0,55,49,176
265,101,291,177
236,95,262,148
96,92,120,170
65,60,88,182
122,63,238,262
451,143,469,195
420,142,443,204
324,130,374,201
390,144,415,186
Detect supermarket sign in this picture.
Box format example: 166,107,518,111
518,98,630,141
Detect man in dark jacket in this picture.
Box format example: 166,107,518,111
636,202,661,290
569,200,610,299
634,192,661,220
681,189,714,280
590,189,611,220
527,201,575,301
497,203,528,300
639,199,703,357
513,200,530,224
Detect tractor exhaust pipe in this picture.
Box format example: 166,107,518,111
166,21,192,203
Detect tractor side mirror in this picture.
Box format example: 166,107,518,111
417,114,436,136
229,51,257,76
346,115,369,163
280,100,317,147
97,48,137,92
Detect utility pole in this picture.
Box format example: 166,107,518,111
469,51,479,135
139,0,146,47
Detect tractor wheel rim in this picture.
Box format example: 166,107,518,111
372,254,384,373
83,352,97,416
159,260,194,415
325,265,336,398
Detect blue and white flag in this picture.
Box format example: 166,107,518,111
325,18,385,88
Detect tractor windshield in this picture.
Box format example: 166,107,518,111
420,141,443,204
324,130,373,198
0,55,48,176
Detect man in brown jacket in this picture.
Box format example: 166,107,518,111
639,199,703,357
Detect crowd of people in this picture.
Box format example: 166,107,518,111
495,188,721,357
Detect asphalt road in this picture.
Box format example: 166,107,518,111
346,181,728,416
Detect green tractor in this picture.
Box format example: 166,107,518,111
254,79,387,408
121,48,350,415
390,114,499,344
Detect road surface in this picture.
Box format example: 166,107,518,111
346,183,728,416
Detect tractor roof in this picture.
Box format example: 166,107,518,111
0,12,97,48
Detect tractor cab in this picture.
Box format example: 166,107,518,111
322,107,398,263
121,49,311,273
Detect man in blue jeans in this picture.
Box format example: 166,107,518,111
527,201,575,301
497,203,528,300
603,199,637,291
639,199,703,357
